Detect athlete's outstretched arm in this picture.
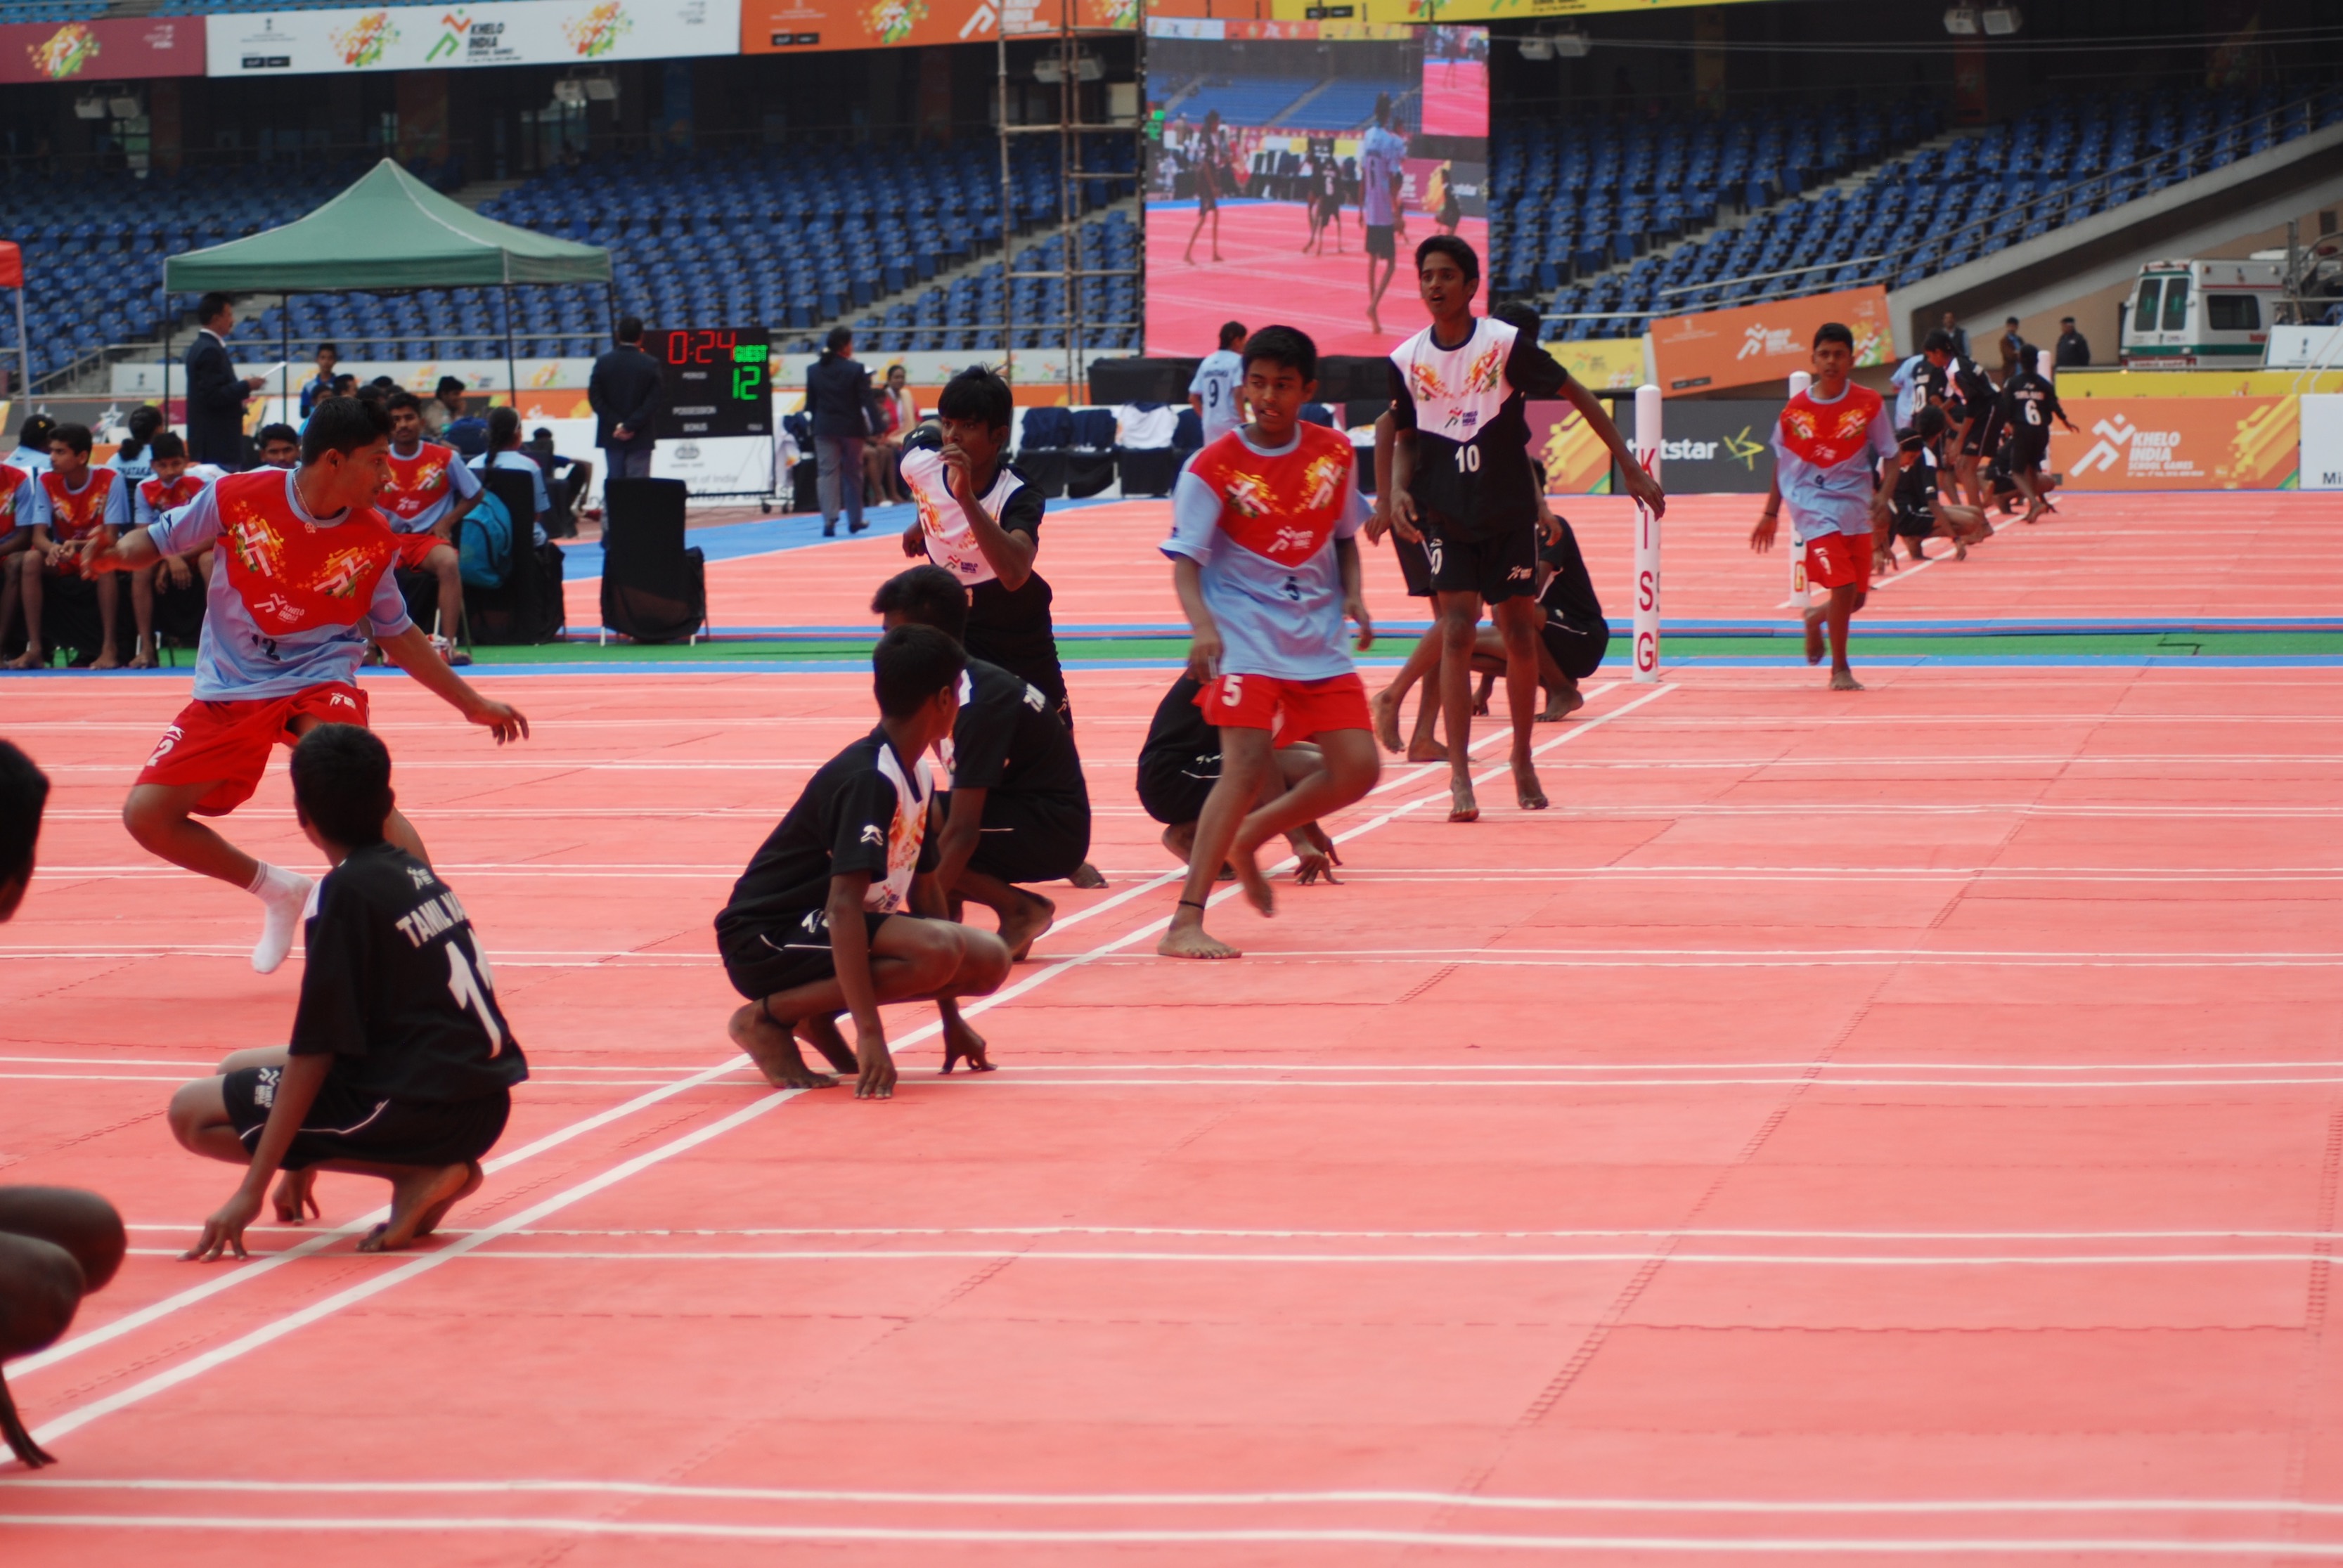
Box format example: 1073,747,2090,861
377,623,530,743
1564,377,1664,517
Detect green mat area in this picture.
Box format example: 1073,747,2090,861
458,630,2343,666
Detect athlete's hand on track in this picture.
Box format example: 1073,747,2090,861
465,699,530,744
856,1032,897,1100
183,1188,263,1262
901,519,925,557
1184,626,1225,685
1348,595,1374,653
1621,462,1667,519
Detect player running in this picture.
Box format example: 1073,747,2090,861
1374,237,1657,819
1996,344,2077,524
79,396,529,974
1751,323,1897,692
1159,325,1380,960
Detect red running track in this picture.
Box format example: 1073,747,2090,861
5,496,2343,1560
696,490,2343,632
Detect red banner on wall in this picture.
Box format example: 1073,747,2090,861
0,14,204,84
1649,286,1893,396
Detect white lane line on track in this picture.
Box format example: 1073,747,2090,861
117,1224,2343,1242
99,1247,2343,1266
18,683,1677,1439
6,1513,2343,1553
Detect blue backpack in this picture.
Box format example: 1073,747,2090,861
459,489,514,588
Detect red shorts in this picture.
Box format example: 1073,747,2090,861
391,531,450,570
1196,670,1371,747
1803,532,1873,590
136,683,370,817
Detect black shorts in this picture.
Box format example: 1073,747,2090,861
721,909,896,1000
1961,409,2004,458
1426,524,1539,604
950,787,1091,885
1393,533,1436,599
221,1066,510,1172
1892,507,1938,540
2006,432,2048,472
1539,614,1610,681
1365,224,1395,260
1137,753,1218,827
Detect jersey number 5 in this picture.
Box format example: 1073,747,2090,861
446,937,505,1056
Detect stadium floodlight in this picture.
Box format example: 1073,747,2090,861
107,96,141,120
1942,6,1979,33
1552,31,1591,57
72,96,105,119
1518,37,1553,61
582,76,619,101
1980,5,2022,34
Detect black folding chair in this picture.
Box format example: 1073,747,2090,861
598,478,706,645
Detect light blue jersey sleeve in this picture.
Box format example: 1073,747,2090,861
10,470,49,533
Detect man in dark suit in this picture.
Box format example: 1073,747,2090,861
183,292,264,470
2055,316,2093,368
588,315,661,515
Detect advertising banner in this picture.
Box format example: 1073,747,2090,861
2051,396,2299,491
1523,400,1615,495
1650,287,1892,395
1611,399,1778,494
744,0,1127,54
207,0,738,78
2,15,204,84
2295,394,2343,491
1274,0,1775,18
1551,337,1646,394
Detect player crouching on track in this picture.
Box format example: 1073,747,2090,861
171,725,529,1259
1750,322,1897,692
1469,505,1608,722
0,739,128,1468
1879,422,1990,573
1159,325,1381,961
872,565,1091,962
1137,672,1343,883
716,626,1012,1098
80,396,529,976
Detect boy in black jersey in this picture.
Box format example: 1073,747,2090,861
1137,673,1342,881
716,626,1012,1098
1880,426,1989,571
1995,344,2077,524
1470,513,1608,720
1372,236,1659,820
1947,351,2001,510
171,726,528,1259
872,566,1091,962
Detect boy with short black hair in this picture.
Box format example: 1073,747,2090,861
1189,320,1248,446
1880,425,1989,571
129,430,224,666
82,395,529,974
169,724,527,1259
1751,322,1897,691
1159,324,1381,960
1995,343,2077,524
716,624,1012,1097
10,422,131,670
257,424,302,469
382,389,483,661
871,564,1091,962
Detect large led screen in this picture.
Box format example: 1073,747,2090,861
1144,19,1489,360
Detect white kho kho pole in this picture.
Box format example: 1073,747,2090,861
1632,383,1663,682
1783,370,1811,609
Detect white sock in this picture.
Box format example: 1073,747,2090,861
247,862,314,975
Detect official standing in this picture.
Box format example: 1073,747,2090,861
805,325,871,538
2055,316,2093,369
588,315,663,512
183,293,264,470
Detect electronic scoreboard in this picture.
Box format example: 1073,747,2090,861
648,328,771,440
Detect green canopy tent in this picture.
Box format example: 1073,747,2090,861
160,158,613,436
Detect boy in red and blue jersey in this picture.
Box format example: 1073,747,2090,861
10,422,132,670
1750,321,1897,691
1158,325,1381,960
80,396,529,975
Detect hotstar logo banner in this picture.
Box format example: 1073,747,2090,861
207,0,725,74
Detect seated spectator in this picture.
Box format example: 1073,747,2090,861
129,431,224,668
6,414,56,474
865,363,915,505
468,406,551,547
10,422,131,670
420,376,468,439
523,427,592,539
106,406,166,488
256,424,302,469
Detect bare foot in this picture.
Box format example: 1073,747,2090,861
271,1169,320,1224
942,1015,995,1074
1448,776,1479,823
1829,668,1866,692
411,1161,482,1239
1158,911,1241,960
1230,843,1275,916
89,649,122,670
1370,687,1405,753
130,645,156,670
1405,737,1450,763
796,1012,861,1075
1514,758,1549,811
1537,687,1586,723
1471,696,1490,716
1802,607,1827,666
357,1162,477,1252
1160,822,1197,866
728,1003,837,1089
7,648,45,670
998,890,1057,962
1067,862,1107,890
1954,539,1968,561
